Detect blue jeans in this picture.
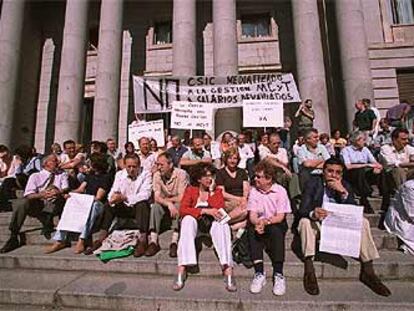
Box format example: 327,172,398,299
54,200,104,241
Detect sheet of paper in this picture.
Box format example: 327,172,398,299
56,193,95,233
319,202,364,258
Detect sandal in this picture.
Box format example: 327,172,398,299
224,274,237,292
172,272,187,291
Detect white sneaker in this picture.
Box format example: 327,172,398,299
272,273,286,296
250,273,266,294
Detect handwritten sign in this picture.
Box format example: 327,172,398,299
133,73,300,113
170,101,214,131
128,119,165,149
243,100,284,128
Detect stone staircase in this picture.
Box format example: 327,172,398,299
0,198,413,310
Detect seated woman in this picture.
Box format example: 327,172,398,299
384,172,414,255
247,161,291,296
45,153,112,254
216,148,249,230
173,163,236,292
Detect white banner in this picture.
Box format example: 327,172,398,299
170,101,214,131
320,202,364,258
133,73,300,113
56,193,95,233
128,120,165,149
243,100,284,128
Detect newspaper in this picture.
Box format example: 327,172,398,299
56,193,94,233
319,202,364,258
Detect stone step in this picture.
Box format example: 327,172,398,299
0,246,411,281
0,210,385,230
0,269,413,311
0,226,398,251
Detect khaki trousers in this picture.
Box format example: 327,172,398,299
298,217,379,262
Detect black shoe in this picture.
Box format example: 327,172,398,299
360,198,374,214
0,237,20,253
41,227,54,240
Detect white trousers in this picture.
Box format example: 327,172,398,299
177,215,233,267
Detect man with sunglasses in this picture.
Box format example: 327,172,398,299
298,157,391,297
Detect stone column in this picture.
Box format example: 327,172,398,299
336,0,374,130
212,0,240,136
292,0,330,133
0,0,25,145
92,0,124,141
173,0,196,76
54,0,89,143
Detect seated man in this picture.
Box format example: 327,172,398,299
297,128,331,190
145,152,188,257
137,137,157,173
341,131,383,213
0,154,69,253
166,135,188,167
298,158,391,297
88,154,152,257
179,137,212,171
379,128,414,211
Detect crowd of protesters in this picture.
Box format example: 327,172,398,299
0,98,413,297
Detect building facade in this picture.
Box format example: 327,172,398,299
0,0,413,153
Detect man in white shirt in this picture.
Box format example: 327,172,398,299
90,153,152,257
237,133,254,177
0,154,69,253
379,128,414,212
137,137,156,173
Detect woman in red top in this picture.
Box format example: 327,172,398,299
173,163,236,292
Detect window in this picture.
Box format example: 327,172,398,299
153,21,172,45
241,14,270,38
389,0,414,24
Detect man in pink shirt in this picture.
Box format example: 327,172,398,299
247,161,291,296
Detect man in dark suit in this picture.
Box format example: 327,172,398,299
298,157,391,297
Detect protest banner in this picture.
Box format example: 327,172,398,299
242,100,284,128
128,119,165,149
170,101,214,131
133,73,300,113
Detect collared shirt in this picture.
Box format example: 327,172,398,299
153,168,188,200
137,151,156,172
15,156,42,176
297,144,330,174
238,144,254,169
373,129,393,146
182,149,212,161
166,145,188,167
108,168,152,207
247,184,291,219
24,169,69,197
259,146,289,166
341,145,376,165
379,144,414,168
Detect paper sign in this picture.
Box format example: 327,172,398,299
56,193,95,233
320,202,364,258
171,101,213,131
128,119,165,149
242,100,284,128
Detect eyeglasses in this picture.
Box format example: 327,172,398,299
254,174,267,179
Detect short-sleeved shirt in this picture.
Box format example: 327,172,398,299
379,144,414,168
24,169,69,197
153,168,188,199
84,173,112,199
297,144,331,174
182,149,212,160
247,184,291,219
216,168,248,197
259,146,289,165
354,109,376,131
341,146,377,165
